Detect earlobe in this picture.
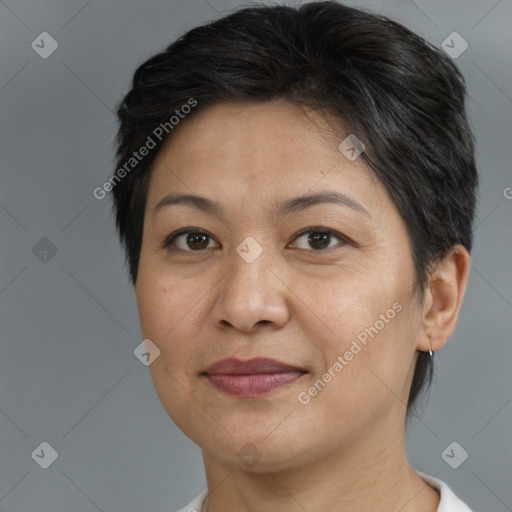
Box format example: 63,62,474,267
418,245,471,353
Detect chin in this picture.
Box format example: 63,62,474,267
194,415,325,473
203,436,313,474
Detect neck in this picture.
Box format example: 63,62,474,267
201,415,439,512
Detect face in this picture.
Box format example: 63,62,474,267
136,99,424,472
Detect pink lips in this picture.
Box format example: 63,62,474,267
203,357,306,398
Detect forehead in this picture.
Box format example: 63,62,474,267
147,99,386,213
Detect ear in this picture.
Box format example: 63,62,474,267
416,245,471,353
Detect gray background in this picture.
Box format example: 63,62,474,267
0,0,511,510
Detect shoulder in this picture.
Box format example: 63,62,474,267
173,490,207,512
417,471,475,512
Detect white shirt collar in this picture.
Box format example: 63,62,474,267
417,471,474,512
175,471,474,512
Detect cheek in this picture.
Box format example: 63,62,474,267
298,266,401,342
136,276,168,339
292,267,418,402
327,302,418,417
136,273,194,366
135,272,203,429
136,261,193,334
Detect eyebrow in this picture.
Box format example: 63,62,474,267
153,190,369,219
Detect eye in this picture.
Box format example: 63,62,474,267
163,229,219,252
288,227,348,252
163,227,349,253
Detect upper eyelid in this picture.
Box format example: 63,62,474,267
288,228,349,249
164,228,217,246
291,226,344,240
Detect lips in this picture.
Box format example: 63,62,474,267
202,357,307,398
205,357,305,375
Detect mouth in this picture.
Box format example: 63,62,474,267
201,357,307,398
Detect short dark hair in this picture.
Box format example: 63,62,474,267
111,1,478,417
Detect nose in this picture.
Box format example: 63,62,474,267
211,239,291,333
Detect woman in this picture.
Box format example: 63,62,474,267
111,2,477,510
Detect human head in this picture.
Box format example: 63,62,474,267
111,1,477,422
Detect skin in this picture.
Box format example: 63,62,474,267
136,98,471,512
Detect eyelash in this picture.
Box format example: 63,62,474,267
162,227,352,254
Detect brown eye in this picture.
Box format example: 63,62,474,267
185,232,210,250
307,231,331,250
164,230,219,251
290,228,346,251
